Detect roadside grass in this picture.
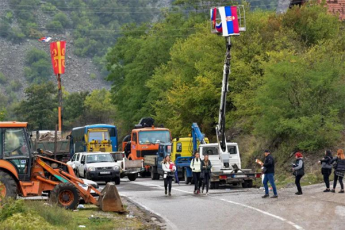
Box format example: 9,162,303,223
0,199,147,230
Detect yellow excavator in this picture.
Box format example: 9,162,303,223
0,121,124,212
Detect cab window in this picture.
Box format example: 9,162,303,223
176,143,182,152
3,128,29,157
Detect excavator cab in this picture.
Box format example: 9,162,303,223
0,122,124,212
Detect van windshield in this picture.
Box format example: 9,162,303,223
200,145,237,155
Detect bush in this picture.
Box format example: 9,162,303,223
46,20,64,33
41,3,57,15
9,27,25,43
0,20,10,38
9,80,22,91
0,72,7,83
0,199,26,222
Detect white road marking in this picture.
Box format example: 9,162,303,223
130,181,304,230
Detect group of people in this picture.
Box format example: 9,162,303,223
258,148,345,198
161,152,212,196
161,147,345,197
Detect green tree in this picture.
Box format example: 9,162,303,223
83,89,116,124
14,82,57,130
24,48,52,83
63,91,89,129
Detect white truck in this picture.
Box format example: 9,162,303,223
198,143,259,189
67,152,121,184
110,152,143,181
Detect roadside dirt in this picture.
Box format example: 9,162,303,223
122,196,164,230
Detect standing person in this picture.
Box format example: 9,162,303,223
292,152,304,195
190,152,202,194
201,153,212,195
259,150,278,198
330,149,345,193
162,155,176,196
319,150,333,192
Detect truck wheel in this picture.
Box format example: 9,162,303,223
50,183,80,209
210,182,219,189
0,171,17,200
210,182,215,189
242,180,253,188
140,172,146,178
114,177,121,185
128,174,137,181
151,168,159,180
184,170,190,185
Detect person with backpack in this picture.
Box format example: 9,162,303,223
292,152,305,195
162,155,176,196
318,150,333,192
330,149,345,193
190,152,202,194
201,153,212,195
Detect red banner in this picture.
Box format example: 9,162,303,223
50,41,66,75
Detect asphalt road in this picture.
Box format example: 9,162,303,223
104,177,345,230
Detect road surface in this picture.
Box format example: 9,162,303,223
107,177,345,230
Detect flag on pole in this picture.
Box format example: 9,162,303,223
39,36,52,42
218,6,240,36
50,41,66,75
211,7,223,33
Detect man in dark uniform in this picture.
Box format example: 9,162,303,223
260,150,278,198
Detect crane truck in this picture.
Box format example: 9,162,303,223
197,37,260,189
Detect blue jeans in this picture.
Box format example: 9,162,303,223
263,173,277,196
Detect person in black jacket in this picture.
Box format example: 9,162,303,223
319,150,333,192
259,150,278,198
292,152,304,195
330,149,345,193
201,154,212,195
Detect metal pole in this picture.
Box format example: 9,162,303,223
57,73,62,132
54,124,57,160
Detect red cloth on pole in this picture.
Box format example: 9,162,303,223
50,41,66,75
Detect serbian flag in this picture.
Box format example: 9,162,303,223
39,36,52,42
210,8,222,33
50,41,66,75
218,6,240,36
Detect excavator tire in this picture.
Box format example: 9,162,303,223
50,182,80,209
0,170,17,201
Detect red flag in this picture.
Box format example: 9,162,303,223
50,41,66,75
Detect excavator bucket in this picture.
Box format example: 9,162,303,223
99,183,125,212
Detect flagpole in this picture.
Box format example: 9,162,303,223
57,73,62,132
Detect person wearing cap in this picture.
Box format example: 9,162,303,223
292,152,305,195
201,153,212,195
190,152,202,194
162,155,176,196
259,150,278,198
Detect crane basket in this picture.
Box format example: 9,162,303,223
210,5,246,36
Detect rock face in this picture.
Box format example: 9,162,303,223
277,0,292,14
0,37,110,97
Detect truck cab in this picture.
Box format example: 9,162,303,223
123,118,171,177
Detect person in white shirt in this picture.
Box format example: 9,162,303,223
190,152,202,194
162,155,176,196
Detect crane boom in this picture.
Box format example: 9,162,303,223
216,37,231,168
191,123,206,154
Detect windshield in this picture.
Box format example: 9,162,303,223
200,145,237,155
86,154,114,163
138,130,171,144
4,128,29,157
88,131,109,142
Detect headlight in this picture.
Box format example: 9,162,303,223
113,165,120,171
87,166,95,171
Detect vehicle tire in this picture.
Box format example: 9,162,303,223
210,182,215,189
49,183,80,209
114,177,121,185
214,182,219,189
0,170,17,200
184,170,189,185
140,172,146,178
128,174,137,181
151,167,159,180
242,180,252,188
